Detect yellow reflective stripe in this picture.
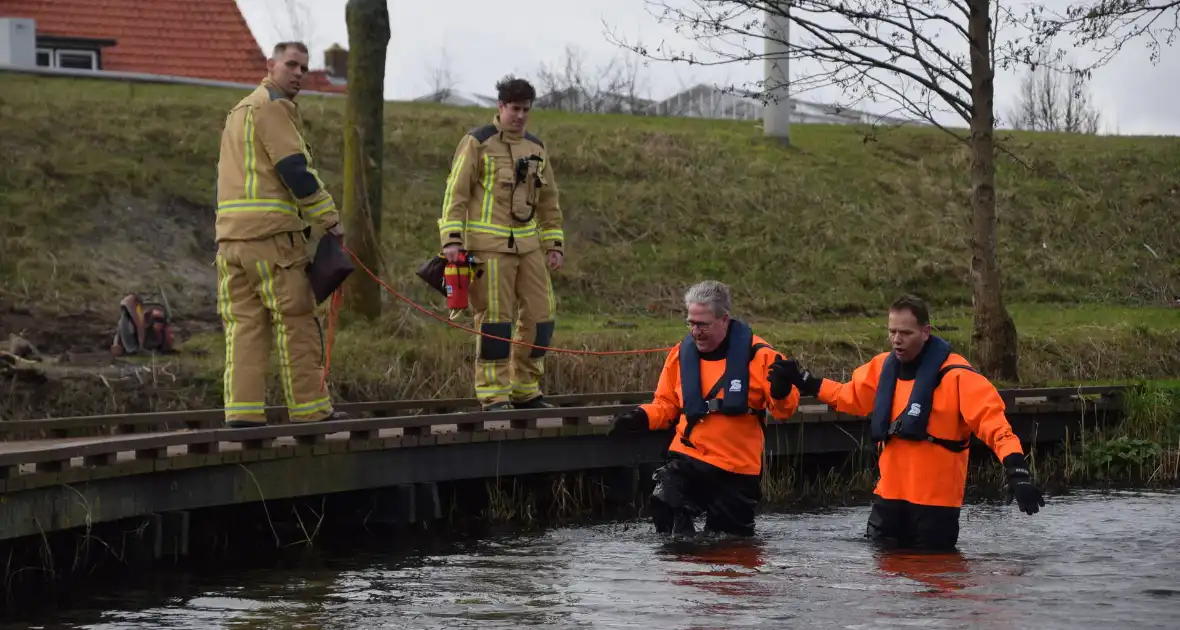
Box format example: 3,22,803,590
290,396,332,418
256,262,297,409
465,221,537,238
440,152,467,220
546,272,556,317
218,199,300,215
480,155,495,223
226,402,265,411
512,381,540,395
482,258,503,395
216,255,239,413
244,108,257,198
540,229,563,242
438,220,464,235
298,134,327,189
302,197,336,218
489,257,501,322
477,385,512,396
438,221,541,239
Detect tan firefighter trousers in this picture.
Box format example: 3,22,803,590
215,231,336,424
469,248,556,407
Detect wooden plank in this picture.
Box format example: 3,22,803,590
0,385,1125,440
1007,385,1125,399
0,391,1124,471
0,391,660,437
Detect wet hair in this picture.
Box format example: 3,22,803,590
496,75,537,104
273,41,309,56
685,280,732,318
890,294,930,326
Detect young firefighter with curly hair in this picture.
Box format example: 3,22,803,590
436,76,566,411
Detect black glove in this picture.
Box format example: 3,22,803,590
767,357,795,400
1003,453,1045,515
608,407,649,437
769,357,822,397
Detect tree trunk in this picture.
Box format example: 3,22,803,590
967,0,1020,382
342,0,390,321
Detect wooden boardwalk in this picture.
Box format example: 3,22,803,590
0,385,1124,542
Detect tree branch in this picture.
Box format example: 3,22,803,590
1030,0,1180,67
612,0,980,123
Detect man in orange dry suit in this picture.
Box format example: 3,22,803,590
608,280,801,537
774,295,1045,550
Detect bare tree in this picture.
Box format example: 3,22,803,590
535,45,651,115
1006,46,1103,133
1030,1,1180,68
421,47,459,101
607,0,1058,381
269,0,319,49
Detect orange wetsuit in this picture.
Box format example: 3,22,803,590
640,322,800,476
818,345,1023,508
814,336,1024,549
635,318,800,537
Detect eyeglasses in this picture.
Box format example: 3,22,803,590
685,318,723,331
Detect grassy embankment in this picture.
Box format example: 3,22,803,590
0,71,1177,481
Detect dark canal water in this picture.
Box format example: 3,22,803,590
7,489,1179,629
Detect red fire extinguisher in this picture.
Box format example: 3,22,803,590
444,253,475,310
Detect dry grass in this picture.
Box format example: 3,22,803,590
3,302,1175,421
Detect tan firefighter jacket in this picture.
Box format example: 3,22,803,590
215,78,340,242
437,116,564,255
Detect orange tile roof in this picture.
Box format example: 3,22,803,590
303,70,348,94
1,0,270,85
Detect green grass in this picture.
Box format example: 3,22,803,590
0,71,1177,421
1,71,1177,322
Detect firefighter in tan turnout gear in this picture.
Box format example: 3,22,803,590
214,41,349,428
438,76,565,411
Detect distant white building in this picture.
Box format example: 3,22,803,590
413,89,498,109
407,82,925,127
644,83,763,120
533,86,654,115
644,83,924,127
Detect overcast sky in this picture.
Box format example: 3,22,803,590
236,0,1179,135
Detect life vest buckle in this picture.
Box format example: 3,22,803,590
705,398,723,413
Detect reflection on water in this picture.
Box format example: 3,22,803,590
6,489,1180,629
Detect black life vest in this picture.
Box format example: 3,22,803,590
870,335,978,452
677,318,771,448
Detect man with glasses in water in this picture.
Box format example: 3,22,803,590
609,280,801,537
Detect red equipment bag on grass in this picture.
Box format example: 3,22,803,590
110,293,174,356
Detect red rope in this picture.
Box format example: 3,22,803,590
320,287,343,391
324,244,674,359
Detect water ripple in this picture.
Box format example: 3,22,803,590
12,489,1180,629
